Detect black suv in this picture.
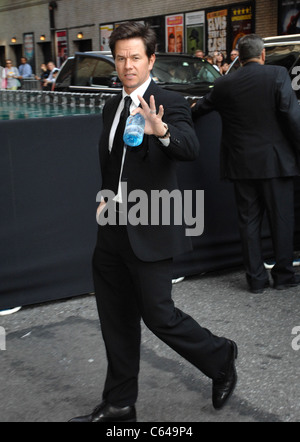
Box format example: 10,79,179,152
54,52,221,98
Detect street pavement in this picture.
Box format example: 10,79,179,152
0,267,299,423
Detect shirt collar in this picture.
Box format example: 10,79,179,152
122,76,152,107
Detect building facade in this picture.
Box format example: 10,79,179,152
0,0,299,73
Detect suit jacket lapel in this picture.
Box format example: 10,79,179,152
142,80,160,106
103,93,123,141
100,93,123,173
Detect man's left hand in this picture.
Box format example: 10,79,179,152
132,94,167,138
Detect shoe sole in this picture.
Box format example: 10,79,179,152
233,341,238,360
274,283,299,291
0,306,22,316
118,419,137,422
249,283,270,294
103,415,137,423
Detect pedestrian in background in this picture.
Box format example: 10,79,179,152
213,51,227,74
43,61,58,90
193,34,300,294
35,63,50,90
18,57,33,78
2,60,20,90
0,65,4,89
227,49,242,74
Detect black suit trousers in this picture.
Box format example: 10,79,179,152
93,223,230,407
233,178,295,288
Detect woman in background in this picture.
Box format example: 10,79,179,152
213,51,228,75
2,60,20,90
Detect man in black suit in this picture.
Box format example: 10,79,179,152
193,34,300,294
70,22,238,423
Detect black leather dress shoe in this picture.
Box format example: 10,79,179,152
249,281,270,294
69,401,137,423
212,340,238,410
274,274,300,291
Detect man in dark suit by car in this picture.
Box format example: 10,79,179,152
193,34,300,294
70,22,238,423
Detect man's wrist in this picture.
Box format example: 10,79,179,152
156,123,170,139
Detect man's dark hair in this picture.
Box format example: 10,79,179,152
109,21,156,59
238,34,264,63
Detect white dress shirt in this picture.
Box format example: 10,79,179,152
109,77,169,203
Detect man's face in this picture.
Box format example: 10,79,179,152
231,51,239,61
114,37,155,94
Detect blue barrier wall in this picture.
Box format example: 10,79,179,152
0,110,299,309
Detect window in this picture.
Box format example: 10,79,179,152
265,44,300,72
55,57,75,89
74,55,117,88
152,56,220,85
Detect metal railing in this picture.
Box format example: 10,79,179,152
20,78,42,91
0,89,116,110
0,89,202,110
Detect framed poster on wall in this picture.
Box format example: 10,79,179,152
230,3,255,50
55,30,68,68
185,11,205,55
23,32,35,71
100,24,114,51
206,9,228,57
166,14,184,53
278,0,300,34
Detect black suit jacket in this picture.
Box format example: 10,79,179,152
99,80,200,262
193,62,300,180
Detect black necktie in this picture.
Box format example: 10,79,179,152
109,96,132,194
112,96,132,155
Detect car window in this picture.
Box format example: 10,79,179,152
265,44,300,71
55,58,75,88
74,56,117,88
152,57,220,85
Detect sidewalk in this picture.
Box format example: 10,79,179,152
0,268,299,422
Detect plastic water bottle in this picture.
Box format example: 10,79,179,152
123,113,145,147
